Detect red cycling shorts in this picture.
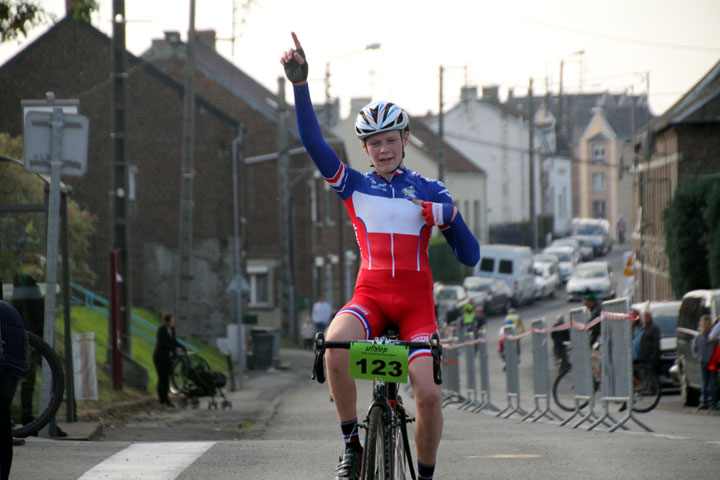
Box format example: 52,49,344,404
336,269,437,363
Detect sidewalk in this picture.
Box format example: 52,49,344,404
54,347,316,441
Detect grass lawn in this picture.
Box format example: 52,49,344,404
53,306,231,413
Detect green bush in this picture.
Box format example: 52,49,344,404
664,177,720,297
429,236,465,284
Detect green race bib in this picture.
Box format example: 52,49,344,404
349,342,409,383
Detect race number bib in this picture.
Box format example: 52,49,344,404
349,342,409,383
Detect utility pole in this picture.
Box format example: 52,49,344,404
639,72,650,301
111,0,132,355
528,78,538,251
558,60,564,138
438,65,445,183
277,77,293,342
177,0,196,338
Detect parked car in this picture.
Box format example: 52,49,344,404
569,235,595,261
565,261,616,302
571,218,612,256
631,301,681,390
473,244,536,306
542,246,576,283
672,289,720,406
550,238,582,265
534,262,560,299
533,253,560,270
434,284,467,325
462,276,513,314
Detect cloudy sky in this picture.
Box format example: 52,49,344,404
2,0,719,119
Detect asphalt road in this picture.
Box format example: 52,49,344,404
11,245,720,479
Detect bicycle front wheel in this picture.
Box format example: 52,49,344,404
393,405,411,480
12,332,65,438
632,366,661,413
365,405,393,480
552,368,590,412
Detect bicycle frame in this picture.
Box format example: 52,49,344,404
311,332,442,480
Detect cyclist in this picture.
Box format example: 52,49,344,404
281,32,479,480
580,290,602,346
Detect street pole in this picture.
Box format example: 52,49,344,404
178,0,196,338
232,125,246,389
277,77,293,342
111,0,132,356
528,78,538,251
639,72,650,301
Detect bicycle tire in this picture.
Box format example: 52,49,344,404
365,405,393,480
394,404,411,480
631,366,661,413
12,332,65,438
552,368,588,412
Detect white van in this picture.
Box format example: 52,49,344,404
473,244,535,306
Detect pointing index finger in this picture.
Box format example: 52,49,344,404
291,32,302,50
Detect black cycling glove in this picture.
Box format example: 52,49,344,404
284,48,308,84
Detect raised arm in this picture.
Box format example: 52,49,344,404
280,32,343,180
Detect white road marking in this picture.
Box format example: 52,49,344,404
78,442,216,479
466,454,542,459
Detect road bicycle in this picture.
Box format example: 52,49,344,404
552,354,661,413
312,330,442,480
11,331,65,438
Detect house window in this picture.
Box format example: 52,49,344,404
592,172,606,192
310,173,322,227
247,265,271,307
592,145,605,163
592,200,606,219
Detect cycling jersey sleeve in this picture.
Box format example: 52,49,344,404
430,181,480,267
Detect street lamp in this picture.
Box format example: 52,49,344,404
324,42,382,126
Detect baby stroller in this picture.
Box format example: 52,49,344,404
169,352,232,410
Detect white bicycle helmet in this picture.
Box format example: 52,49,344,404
354,101,409,140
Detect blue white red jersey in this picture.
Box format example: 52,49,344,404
293,83,479,276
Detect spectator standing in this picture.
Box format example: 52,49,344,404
302,316,316,350
153,313,184,407
311,295,332,334
692,315,718,410
0,299,27,480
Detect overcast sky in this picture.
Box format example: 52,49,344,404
2,0,719,119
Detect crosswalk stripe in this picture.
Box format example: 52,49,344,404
78,442,216,479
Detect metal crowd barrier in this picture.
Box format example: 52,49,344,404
496,325,527,419
523,318,563,423
437,297,653,434
589,298,652,432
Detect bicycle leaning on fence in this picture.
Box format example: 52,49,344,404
12,331,65,438
312,330,443,480
552,347,661,414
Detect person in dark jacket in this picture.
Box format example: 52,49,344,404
0,299,27,480
633,310,661,372
551,315,571,372
581,290,603,345
153,313,184,407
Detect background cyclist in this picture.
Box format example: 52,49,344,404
281,32,479,480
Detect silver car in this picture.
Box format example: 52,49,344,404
565,261,616,302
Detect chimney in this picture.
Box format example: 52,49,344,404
65,0,79,16
351,97,372,117
164,31,182,46
196,30,217,50
460,86,478,104
481,85,499,103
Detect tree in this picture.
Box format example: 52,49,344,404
0,133,97,288
0,0,53,42
663,177,720,298
429,236,467,285
1,0,99,44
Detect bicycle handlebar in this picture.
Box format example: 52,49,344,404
311,332,443,386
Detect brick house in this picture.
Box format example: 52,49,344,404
0,17,356,343
632,61,720,301
141,30,357,336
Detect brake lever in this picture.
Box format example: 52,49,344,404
311,332,326,384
